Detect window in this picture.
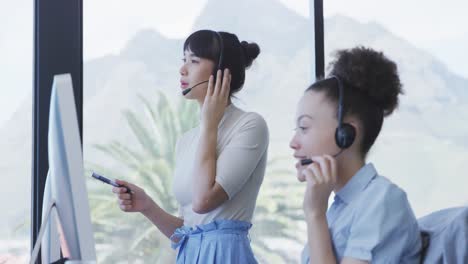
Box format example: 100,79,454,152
84,0,313,262
0,1,33,262
324,0,468,217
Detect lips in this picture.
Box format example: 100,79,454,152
180,80,189,88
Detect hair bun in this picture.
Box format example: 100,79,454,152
240,41,260,68
330,46,403,116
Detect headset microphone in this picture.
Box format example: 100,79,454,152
182,80,209,96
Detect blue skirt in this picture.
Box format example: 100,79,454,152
170,219,257,264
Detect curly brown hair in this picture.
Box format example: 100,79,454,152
307,46,404,158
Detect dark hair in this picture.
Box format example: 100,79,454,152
183,29,260,96
307,46,403,157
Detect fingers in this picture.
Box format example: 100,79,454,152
116,192,133,211
324,155,338,183
112,186,129,194
296,161,307,182
112,179,137,212
210,69,231,97
297,172,306,182
119,199,132,206
204,68,231,105
307,162,323,184
117,193,131,200
311,156,329,183
214,69,223,95
206,75,214,97
221,69,231,97
115,179,129,186
301,155,337,185
114,179,131,193
301,168,316,185
119,204,133,211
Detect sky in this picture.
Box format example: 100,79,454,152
0,0,467,125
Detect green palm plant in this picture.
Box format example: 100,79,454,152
87,91,198,263
87,91,304,263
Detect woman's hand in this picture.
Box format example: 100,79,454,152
112,179,152,214
301,155,337,218
200,69,231,131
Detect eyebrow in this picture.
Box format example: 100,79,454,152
297,114,313,123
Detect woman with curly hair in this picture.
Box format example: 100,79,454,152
290,47,422,263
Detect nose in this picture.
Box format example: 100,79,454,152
179,63,187,76
290,133,299,150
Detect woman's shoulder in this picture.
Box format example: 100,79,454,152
224,106,269,148
357,175,415,219
231,105,268,131
369,176,408,201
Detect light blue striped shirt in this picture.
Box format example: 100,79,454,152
302,163,421,263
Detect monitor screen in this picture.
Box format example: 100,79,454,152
34,74,96,264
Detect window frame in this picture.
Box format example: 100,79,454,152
32,0,83,263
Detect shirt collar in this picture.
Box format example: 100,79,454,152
335,163,377,204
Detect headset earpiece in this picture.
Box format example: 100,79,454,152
335,123,356,149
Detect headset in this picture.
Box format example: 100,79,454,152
182,31,224,96
213,31,224,78
300,75,356,165
330,75,356,149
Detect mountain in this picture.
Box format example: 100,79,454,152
193,0,311,57
325,15,468,144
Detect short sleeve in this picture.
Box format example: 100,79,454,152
215,113,269,199
343,185,420,262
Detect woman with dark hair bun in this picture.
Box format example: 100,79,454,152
112,30,268,263
290,47,422,263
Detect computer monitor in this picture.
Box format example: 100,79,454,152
30,74,96,264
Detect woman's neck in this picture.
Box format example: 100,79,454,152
197,98,232,108
334,154,365,192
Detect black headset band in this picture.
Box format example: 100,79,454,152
327,75,345,128
213,31,224,72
